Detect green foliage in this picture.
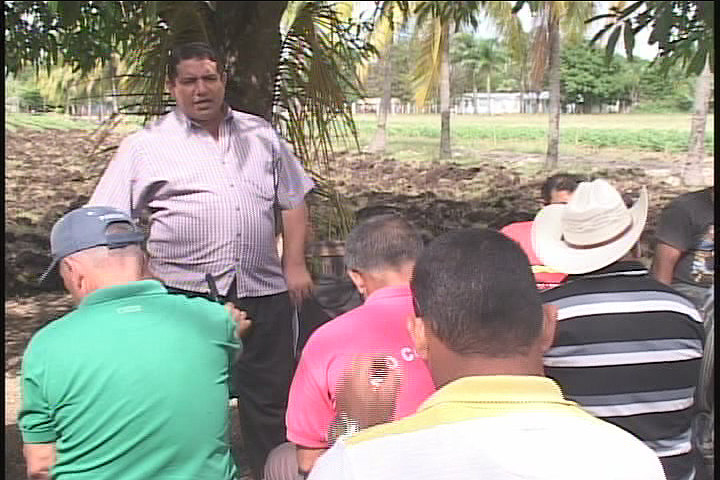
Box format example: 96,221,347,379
4,1,147,76
560,42,627,109
352,119,714,153
360,30,415,103
588,1,714,75
5,112,98,131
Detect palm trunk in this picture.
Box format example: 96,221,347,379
486,74,492,116
369,42,394,154
218,1,287,121
439,21,451,161
472,71,478,114
545,15,561,170
683,57,712,186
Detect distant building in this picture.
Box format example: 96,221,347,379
454,91,549,114
352,92,551,115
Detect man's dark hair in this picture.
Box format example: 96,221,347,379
411,228,543,357
344,214,423,271
167,42,225,81
541,173,581,204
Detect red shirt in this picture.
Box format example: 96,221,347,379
500,221,567,290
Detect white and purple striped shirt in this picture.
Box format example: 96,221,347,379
88,107,314,298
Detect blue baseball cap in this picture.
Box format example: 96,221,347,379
39,206,145,283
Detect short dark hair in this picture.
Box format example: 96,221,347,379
541,173,580,204
344,214,423,271
411,228,543,357
167,42,225,81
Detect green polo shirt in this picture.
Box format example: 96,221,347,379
18,280,239,480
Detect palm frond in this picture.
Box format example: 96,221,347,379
273,1,376,238
412,17,447,107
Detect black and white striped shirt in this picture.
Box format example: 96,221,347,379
89,108,314,298
542,261,704,480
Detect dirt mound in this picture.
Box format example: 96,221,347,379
319,152,693,256
5,127,124,295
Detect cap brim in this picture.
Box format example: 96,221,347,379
532,187,648,275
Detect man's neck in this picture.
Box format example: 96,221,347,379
364,264,414,296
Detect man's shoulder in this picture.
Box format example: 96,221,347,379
499,220,533,236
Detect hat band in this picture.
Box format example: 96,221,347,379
562,221,633,250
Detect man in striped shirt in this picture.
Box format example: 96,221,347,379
88,42,315,479
533,179,705,480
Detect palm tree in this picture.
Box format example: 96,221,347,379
684,56,713,186
413,1,481,161
451,32,482,113
490,1,594,169
365,2,411,154
475,38,505,115
451,34,505,115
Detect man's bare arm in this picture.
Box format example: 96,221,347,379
281,203,313,305
651,242,684,285
24,443,55,480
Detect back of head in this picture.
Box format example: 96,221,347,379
541,173,581,205
411,228,543,357
167,42,224,80
344,214,423,272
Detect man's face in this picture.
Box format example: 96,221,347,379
168,57,226,124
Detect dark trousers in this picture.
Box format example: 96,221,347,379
166,282,295,480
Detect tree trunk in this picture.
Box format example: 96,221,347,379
369,42,394,154
439,21,451,161
486,74,492,116
472,71,478,114
215,1,288,121
683,57,712,186
545,15,561,170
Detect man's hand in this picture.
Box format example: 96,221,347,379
335,356,403,430
225,303,252,338
284,262,313,306
24,443,55,480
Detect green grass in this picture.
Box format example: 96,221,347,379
348,113,715,161
5,112,101,131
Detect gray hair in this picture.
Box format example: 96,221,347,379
344,214,423,271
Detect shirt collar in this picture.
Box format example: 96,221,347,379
173,105,233,132
418,375,574,412
364,285,412,305
80,280,168,308
567,260,648,281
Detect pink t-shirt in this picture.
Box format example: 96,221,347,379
286,285,436,448
500,221,567,290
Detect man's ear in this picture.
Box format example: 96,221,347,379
540,303,558,353
166,78,176,98
407,316,429,359
347,269,367,298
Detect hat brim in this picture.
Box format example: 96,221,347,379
532,186,648,275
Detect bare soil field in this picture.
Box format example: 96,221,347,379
4,125,713,479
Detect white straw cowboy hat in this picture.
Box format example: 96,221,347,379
532,179,648,275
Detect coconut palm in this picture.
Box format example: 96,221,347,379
684,56,713,186
492,1,594,169
412,1,482,160
363,1,411,154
